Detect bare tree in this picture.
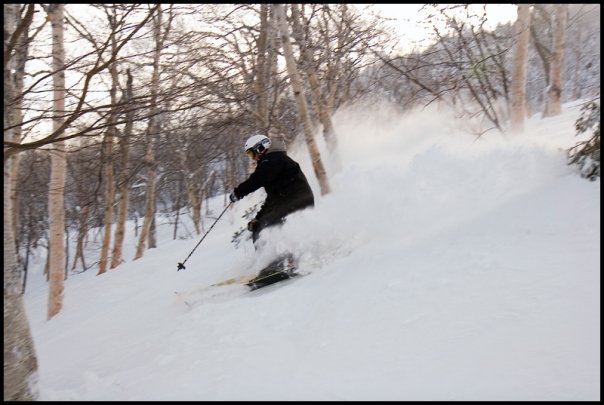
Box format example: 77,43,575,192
3,5,159,159
317,5,388,114
134,5,171,260
111,69,134,268
71,204,90,272
566,4,600,101
290,4,340,161
97,10,120,274
46,3,67,319
8,4,38,258
65,139,102,273
254,4,271,132
510,4,531,132
5,5,158,394
3,5,40,400
529,4,553,90
18,150,51,282
427,6,508,133
274,3,330,195
542,4,567,118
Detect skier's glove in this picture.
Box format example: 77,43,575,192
247,219,258,232
229,192,239,203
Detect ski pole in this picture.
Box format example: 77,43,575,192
177,201,233,271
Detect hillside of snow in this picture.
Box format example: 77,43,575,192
23,101,600,400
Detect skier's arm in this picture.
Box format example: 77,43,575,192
233,157,282,198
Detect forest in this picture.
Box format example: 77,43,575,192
3,4,601,400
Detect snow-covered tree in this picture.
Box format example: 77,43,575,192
568,99,600,180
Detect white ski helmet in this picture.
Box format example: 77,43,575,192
244,134,271,154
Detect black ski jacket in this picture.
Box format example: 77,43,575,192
233,150,314,230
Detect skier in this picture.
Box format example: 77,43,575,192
229,134,314,281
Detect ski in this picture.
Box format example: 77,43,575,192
210,274,255,287
174,255,308,307
174,285,248,308
245,267,298,291
175,269,310,307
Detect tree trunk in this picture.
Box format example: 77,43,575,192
542,4,567,118
187,181,202,235
71,204,89,272
255,4,270,131
111,69,134,269
4,164,39,399
267,6,285,137
134,145,157,260
252,4,285,143
134,6,162,260
173,177,182,240
290,5,339,156
3,4,39,399
323,5,346,123
8,5,33,258
571,24,582,100
98,32,119,275
47,3,66,319
148,215,157,249
273,3,330,195
510,4,531,133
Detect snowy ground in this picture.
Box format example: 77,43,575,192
23,101,600,400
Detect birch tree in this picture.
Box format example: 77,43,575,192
71,204,89,272
98,8,121,275
510,4,531,132
111,69,134,268
542,4,567,118
8,4,37,257
254,4,270,132
273,3,330,195
134,5,169,260
3,5,159,159
46,3,67,319
252,5,293,171
4,5,40,400
290,5,340,158
2,158,38,399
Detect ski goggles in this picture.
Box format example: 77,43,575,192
246,143,266,158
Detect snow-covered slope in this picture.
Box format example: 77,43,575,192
24,101,600,400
